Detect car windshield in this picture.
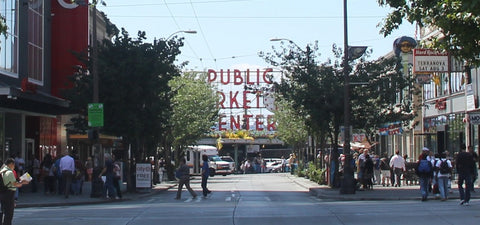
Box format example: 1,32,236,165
221,157,233,162
209,156,223,161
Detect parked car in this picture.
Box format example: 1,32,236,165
220,156,236,173
266,161,282,173
264,158,282,173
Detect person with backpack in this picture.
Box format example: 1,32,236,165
416,151,433,201
1,158,30,225
435,152,452,201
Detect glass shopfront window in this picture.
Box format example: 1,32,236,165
424,113,465,154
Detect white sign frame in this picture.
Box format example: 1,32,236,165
136,163,151,188
413,49,449,73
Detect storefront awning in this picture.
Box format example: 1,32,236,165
0,82,71,115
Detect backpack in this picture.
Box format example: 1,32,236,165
439,160,451,174
0,170,10,193
418,159,432,173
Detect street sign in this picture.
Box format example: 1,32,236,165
413,49,449,73
88,103,104,127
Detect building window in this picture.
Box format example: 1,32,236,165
0,0,18,75
450,71,465,93
423,72,452,100
28,0,43,83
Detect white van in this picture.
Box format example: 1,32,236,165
185,145,231,176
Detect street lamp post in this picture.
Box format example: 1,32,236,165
340,0,356,194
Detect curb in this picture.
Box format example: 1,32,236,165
16,184,177,208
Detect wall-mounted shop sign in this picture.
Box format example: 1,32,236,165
413,49,449,73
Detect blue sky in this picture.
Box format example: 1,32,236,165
99,0,416,71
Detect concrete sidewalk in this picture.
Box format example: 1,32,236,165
15,181,177,208
286,174,480,201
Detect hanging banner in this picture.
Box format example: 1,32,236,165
379,122,403,135
469,113,480,125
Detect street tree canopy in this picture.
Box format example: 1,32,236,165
63,27,184,160
168,72,219,156
378,0,480,65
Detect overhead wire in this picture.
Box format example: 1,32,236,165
189,0,217,68
162,0,200,61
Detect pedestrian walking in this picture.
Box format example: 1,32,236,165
31,155,40,193
175,158,197,200
113,156,122,199
467,146,478,192
1,158,30,225
41,154,55,195
416,151,433,201
201,154,212,198
380,154,391,187
435,152,452,201
98,154,116,199
85,157,93,182
361,154,374,190
373,154,381,185
59,152,75,198
389,150,405,187
456,145,476,205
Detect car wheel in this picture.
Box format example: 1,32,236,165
209,168,215,177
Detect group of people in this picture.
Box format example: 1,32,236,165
7,152,122,200
352,149,407,190
175,154,211,200
416,146,478,204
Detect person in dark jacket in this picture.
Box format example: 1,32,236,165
175,158,197,200
361,154,374,190
416,152,433,201
457,146,476,205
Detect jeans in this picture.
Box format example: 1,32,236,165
0,190,15,225
62,170,73,198
437,176,449,199
394,168,403,186
419,176,430,198
458,173,473,202
177,177,196,199
103,174,116,198
201,175,209,197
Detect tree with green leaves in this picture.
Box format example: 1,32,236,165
273,98,308,151
378,0,480,65
350,56,420,141
63,27,185,187
168,72,219,167
262,40,419,187
261,41,345,185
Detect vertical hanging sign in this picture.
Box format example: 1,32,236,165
88,103,104,127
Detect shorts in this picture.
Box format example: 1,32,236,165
381,170,391,177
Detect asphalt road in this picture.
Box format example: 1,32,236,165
13,173,480,225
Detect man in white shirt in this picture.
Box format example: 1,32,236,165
389,150,406,187
59,152,75,198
